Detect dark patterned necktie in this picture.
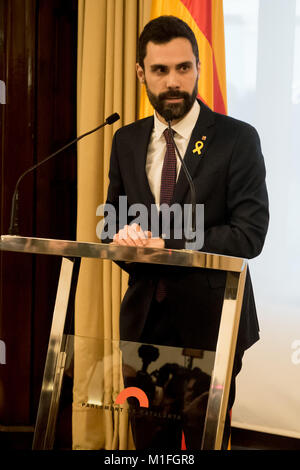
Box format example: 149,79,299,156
160,128,177,205
155,128,177,302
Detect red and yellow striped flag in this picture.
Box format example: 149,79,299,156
139,0,227,118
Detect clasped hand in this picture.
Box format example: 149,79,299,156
111,223,165,249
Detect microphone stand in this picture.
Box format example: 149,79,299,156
8,113,120,235
166,119,197,236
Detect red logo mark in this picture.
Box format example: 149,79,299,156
115,386,149,408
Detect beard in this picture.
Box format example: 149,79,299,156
145,79,198,121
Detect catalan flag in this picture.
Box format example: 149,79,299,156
139,0,227,118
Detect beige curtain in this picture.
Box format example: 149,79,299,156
73,0,152,450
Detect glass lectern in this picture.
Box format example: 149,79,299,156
0,235,247,450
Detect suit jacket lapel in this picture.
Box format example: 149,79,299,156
134,116,155,207
172,101,216,205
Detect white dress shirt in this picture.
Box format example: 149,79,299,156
146,100,200,206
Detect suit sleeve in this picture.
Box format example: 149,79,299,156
101,131,124,243
101,131,138,274
165,124,269,259
201,125,269,259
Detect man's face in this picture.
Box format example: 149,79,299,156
137,37,200,123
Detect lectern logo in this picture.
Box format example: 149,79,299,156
0,80,6,104
114,386,187,451
115,386,149,408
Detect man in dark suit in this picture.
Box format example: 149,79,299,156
102,16,269,448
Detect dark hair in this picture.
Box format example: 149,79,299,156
138,15,199,68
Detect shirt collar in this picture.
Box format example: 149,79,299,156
153,100,200,140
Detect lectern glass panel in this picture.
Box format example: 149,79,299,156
55,335,215,450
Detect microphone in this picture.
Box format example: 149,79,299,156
8,112,120,235
163,110,197,235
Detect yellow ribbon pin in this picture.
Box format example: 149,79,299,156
192,140,204,155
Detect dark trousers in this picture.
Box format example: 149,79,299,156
123,298,243,450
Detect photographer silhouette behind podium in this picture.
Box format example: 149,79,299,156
122,344,211,449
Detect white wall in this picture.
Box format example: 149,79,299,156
223,0,300,438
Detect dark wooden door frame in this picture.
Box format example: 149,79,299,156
0,0,78,433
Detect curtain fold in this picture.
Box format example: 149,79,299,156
74,0,151,450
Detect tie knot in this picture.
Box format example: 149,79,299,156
163,128,175,143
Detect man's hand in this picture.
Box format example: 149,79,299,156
112,224,165,249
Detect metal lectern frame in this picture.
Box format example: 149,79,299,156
0,235,247,450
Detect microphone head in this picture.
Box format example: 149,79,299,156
106,113,120,125
161,109,173,124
